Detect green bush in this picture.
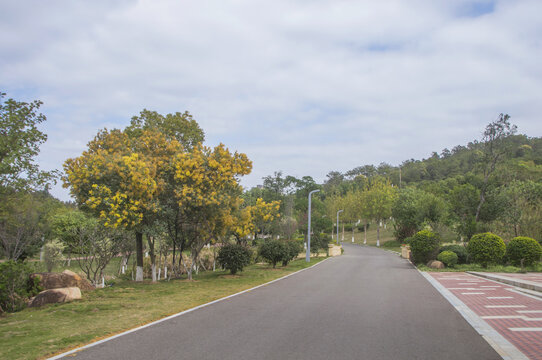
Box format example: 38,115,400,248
357,223,370,232
0,261,42,313
343,224,353,232
409,230,441,265
506,236,542,267
310,233,331,255
437,251,458,267
282,241,302,266
259,240,287,268
43,239,65,272
467,232,506,267
439,245,468,264
217,243,252,275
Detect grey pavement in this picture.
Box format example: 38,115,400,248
62,244,501,360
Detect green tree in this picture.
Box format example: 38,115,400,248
475,114,517,221
0,91,57,191
64,128,182,281
363,178,397,246
126,109,204,150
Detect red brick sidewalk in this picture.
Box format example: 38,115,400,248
429,272,542,360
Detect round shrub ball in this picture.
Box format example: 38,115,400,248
258,240,287,268
217,243,252,275
506,236,542,267
439,245,468,264
437,251,458,267
467,232,506,267
409,230,441,265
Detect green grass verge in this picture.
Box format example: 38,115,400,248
0,257,325,360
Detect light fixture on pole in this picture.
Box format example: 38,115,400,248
336,209,344,245
307,189,320,262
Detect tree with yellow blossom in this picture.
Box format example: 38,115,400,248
172,143,252,280
63,128,182,281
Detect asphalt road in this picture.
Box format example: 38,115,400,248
65,244,500,360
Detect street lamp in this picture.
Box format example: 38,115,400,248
336,209,344,245
307,189,320,262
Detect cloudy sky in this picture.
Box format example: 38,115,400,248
2,0,541,201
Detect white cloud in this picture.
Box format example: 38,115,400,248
1,0,541,200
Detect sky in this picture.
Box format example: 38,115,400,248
1,0,541,201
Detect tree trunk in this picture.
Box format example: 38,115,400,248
136,231,144,281
352,223,355,243
376,224,380,247
364,223,367,244
148,236,156,283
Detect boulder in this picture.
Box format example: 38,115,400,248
31,271,95,291
427,260,445,269
29,287,82,307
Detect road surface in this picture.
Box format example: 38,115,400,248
64,244,500,360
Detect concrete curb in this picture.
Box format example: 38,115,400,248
467,271,542,293
419,271,529,360
46,257,331,360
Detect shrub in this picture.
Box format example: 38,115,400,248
439,245,468,264
409,230,441,265
437,251,458,267
506,237,542,267
310,233,331,255
0,261,42,313
343,224,353,232
282,241,302,266
357,223,370,232
43,239,65,272
467,232,506,267
217,244,252,275
259,240,287,268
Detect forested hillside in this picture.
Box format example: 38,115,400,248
245,116,542,244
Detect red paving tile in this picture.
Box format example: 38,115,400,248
429,272,542,360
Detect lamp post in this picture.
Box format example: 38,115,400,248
307,189,320,262
336,209,344,245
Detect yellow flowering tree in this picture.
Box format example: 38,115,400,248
63,128,182,281
248,198,281,240
173,143,252,280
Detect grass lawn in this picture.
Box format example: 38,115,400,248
0,257,325,360
335,226,400,253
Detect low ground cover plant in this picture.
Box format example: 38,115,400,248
506,236,542,267
467,232,506,267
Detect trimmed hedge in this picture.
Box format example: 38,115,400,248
439,245,468,264
437,251,458,267
506,236,542,267
467,232,506,267
409,230,441,265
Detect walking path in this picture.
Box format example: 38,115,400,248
428,272,542,360
468,272,542,295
